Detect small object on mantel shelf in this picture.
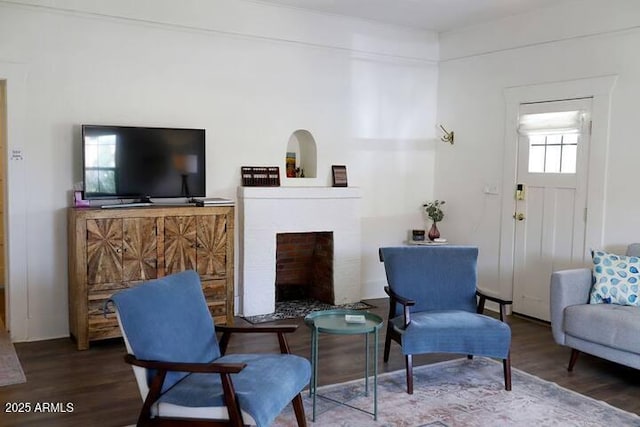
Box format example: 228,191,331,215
286,152,296,178
433,238,447,243
241,166,280,186
332,165,348,187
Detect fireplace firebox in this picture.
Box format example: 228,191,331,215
275,232,333,303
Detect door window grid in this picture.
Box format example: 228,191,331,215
528,133,577,174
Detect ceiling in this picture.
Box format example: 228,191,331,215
255,0,568,32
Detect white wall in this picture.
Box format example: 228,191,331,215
0,0,439,340
436,0,640,297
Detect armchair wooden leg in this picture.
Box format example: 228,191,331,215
405,354,413,395
221,373,244,427
568,349,580,372
138,370,167,427
383,323,393,363
503,353,512,391
292,393,307,427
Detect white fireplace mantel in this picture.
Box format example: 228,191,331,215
238,186,362,200
237,186,362,316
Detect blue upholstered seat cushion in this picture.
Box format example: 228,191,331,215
109,270,221,392
158,353,311,427
392,310,511,358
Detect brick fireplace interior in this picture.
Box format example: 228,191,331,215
275,232,334,304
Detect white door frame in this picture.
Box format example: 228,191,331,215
498,75,617,301
0,62,30,341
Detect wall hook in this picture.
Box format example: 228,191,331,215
439,125,454,145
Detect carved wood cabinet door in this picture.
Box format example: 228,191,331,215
122,218,158,282
86,218,159,284
164,216,197,275
86,218,123,284
196,214,227,280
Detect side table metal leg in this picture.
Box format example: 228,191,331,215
374,329,378,420
309,329,315,398
312,328,319,422
364,332,369,396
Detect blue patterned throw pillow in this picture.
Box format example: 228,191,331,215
590,250,640,306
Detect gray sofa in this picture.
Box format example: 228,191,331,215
550,243,640,370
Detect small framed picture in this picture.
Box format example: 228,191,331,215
332,165,348,187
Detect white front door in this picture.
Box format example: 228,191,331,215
512,98,592,321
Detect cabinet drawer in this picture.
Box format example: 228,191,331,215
87,283,137,317
207,300,226,315
88,281,136,294
201,279,227,299
207,300,226,323
88,314,120,341
213,315,227,325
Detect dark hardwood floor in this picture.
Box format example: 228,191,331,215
1,298,638,426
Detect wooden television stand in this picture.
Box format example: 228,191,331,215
67,205,234,350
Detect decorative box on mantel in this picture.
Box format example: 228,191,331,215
237,186,362,317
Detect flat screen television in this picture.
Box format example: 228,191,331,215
82,125,206,200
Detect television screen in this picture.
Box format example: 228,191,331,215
82,125,206,200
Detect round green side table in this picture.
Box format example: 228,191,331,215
304,309,383,421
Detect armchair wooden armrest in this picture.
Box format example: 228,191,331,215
124,354,247,425
384,286,415,327
476,288,512,322
384,286,416,307
216,325,298,334
124,354,246,374
217,324,299,355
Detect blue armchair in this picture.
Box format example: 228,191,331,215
379,246,512,394
109,270,311,427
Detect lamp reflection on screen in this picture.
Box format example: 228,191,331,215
174,154,198,198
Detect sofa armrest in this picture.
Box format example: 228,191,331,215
550,268,592,345
627,243,640,257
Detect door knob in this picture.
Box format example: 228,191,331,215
513,213,525,221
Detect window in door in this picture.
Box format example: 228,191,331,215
527,133,578,173
519,110,584,174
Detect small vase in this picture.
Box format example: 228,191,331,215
428,223,440,241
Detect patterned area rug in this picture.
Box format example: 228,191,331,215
0,319,26,387
273,357,640,426
242,299,375,324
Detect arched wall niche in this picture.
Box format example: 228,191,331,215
285,129,317,179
